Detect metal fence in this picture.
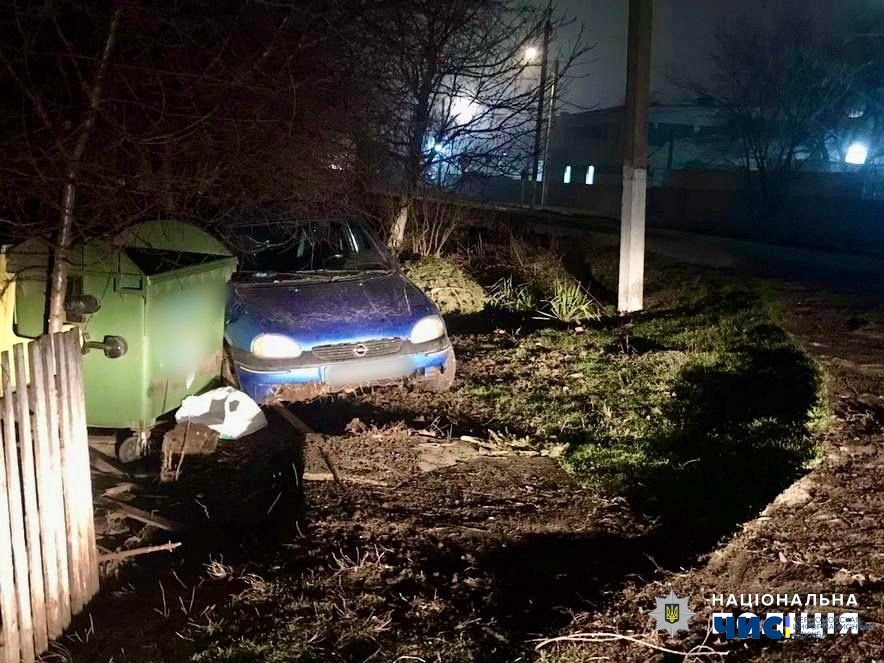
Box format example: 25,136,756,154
0,330,98,663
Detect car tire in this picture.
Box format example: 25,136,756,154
420,347,456,393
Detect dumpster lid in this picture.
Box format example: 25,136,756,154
116,220,232,257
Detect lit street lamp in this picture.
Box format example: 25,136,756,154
845,142,868,165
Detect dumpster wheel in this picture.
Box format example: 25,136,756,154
116,430,149,464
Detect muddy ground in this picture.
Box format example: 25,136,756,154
64,259,883,663
532,285,884,663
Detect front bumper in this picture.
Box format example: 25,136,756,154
233,340,451,403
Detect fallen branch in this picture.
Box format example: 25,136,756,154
270,404,315,434
533,632,727,658
302,472,389,487
100,496,185,532
98,541,182,563
89,447,129,477
317,446,344,486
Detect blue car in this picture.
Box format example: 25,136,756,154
223,218,455,403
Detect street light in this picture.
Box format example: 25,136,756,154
451,95,477,124
524,46,539,62
845,142,868,165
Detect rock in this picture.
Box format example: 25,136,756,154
416,441,480,472
767,483,813,511
345,418,368,434
833,569,867,587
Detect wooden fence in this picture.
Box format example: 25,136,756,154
0,330,98,663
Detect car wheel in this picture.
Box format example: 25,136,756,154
420,347,456,393
220,345,240,389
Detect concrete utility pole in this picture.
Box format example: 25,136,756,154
618,0,653,313
540,58,559,208
529,8,552,208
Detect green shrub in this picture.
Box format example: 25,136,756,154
403,255,487,315
487,276,538,311
536,279,602,323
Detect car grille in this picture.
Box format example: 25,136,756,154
312,338,403,362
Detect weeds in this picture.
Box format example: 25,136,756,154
487,276,537,311
536,279,602,323
205,558,234,580
408,197,462,257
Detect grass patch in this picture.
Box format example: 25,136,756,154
402,255,487,314
449,248,827,544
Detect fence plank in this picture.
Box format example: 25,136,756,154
38,336,72,630
12,343,49,654
65,331,98,597
0,397,20,663
52,333,83,614
26,341,63,640
1,351,35,663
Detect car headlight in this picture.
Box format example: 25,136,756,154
251,333,302,358
410,315,446,344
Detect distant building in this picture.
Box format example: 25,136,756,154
543,103,738,193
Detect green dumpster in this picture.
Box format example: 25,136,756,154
10,221,236,448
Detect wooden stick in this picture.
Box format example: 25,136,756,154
270,404,314,434
88,447,128,477
98,542,182,563
302,472,389,487
27,340,63,639
1,352,35,662
13,343,49,653
99,497,185,533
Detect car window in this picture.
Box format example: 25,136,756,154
231,220,391,277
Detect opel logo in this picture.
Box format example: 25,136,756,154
352,343,368,358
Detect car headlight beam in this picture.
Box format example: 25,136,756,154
410,315,446,345
251,333,302,359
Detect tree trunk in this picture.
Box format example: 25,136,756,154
389,67,433,251
389,198,410,251
47,8,121,333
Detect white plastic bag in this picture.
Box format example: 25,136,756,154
175,386,267,440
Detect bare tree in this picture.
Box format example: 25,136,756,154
0,0,364,331
682,12,855,221
352,0,589,248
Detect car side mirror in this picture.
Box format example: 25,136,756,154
84,335,128,359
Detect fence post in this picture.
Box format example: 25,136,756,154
1,351,35,662
12,344,49,654
0,385,20,663
52,332,83,614
36,337,73,629
27,341,63,639
64,330,98,596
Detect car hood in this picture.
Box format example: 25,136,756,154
228,272,438,348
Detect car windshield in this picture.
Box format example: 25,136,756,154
230,220,392,281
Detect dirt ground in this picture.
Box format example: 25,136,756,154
64,264,883,662
538,285,884,662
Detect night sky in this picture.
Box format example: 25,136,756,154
555,0,837,110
